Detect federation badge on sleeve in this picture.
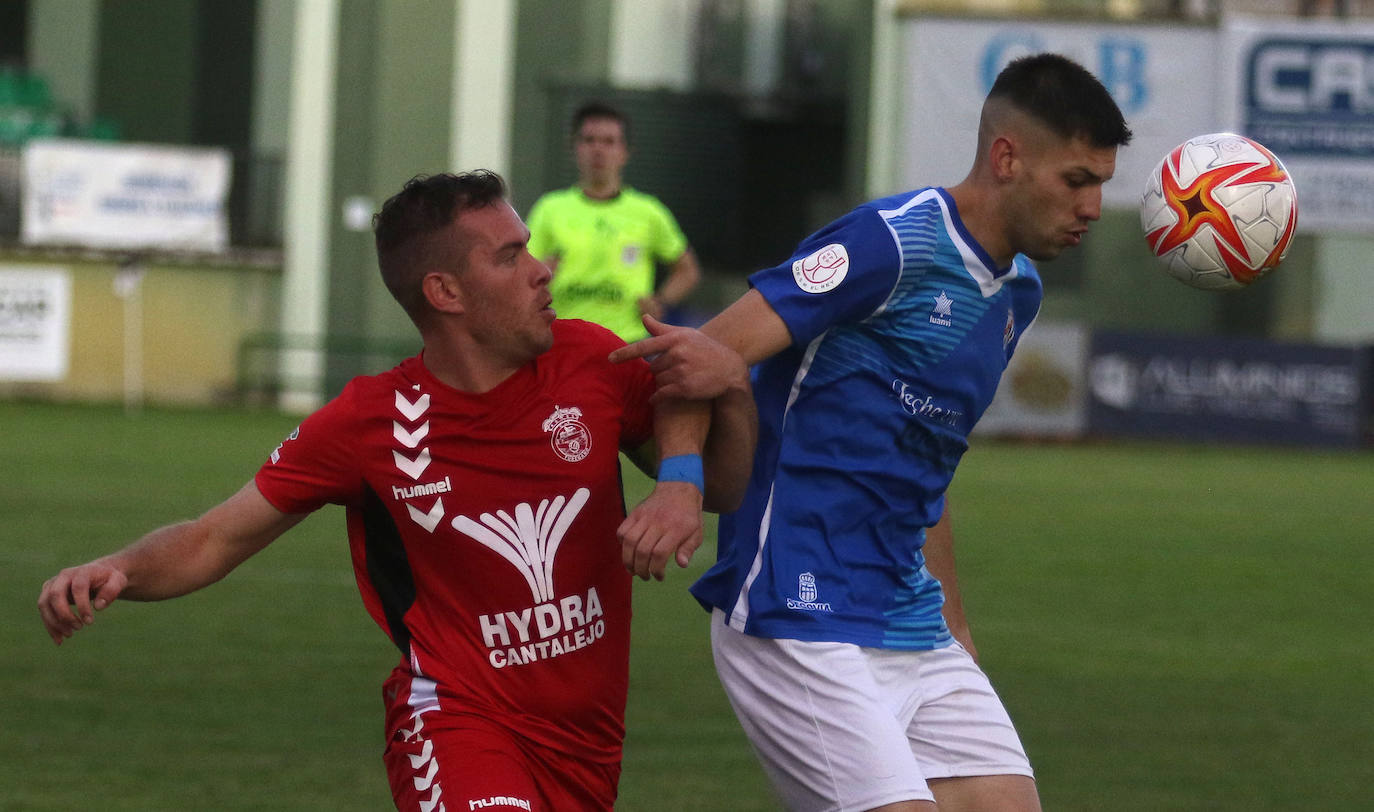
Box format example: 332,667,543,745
791,243,850,294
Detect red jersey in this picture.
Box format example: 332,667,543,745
255,320,654,764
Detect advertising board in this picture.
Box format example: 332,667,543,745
22,139,230,253
901,18,1215,208
1087,331,1368,447
0,266,71,382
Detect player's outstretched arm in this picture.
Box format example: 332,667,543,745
616,314,758,510
619,389,708,581
609,290,792,402
614,314,758,579
37,482,305,645
700,373,756,514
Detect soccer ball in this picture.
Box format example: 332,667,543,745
1140,132,1298,291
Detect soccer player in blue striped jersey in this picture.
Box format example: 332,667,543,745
612,54,1131,811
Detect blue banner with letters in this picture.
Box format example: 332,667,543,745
1087,331,1370,448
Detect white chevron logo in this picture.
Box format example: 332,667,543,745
418,785,443,812
406,497,445,533
393,420,430,448
412,755,439,791
407,739,434,769
452,488,591,604
394,447,432,480
395,390,430,422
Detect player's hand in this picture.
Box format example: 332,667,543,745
636,296,665,321
618,481,704,581
37,559,128,645
609,315,748,403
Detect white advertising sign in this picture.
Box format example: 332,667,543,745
22,139,231,252
901,19,1216,208
1220,16,1374,232
0,267,71,382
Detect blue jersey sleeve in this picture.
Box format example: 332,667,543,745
748,206,902,347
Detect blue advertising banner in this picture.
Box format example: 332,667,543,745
1087,331,1370,448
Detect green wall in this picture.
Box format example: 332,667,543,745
95,0,197,143
322,0,457,378
510,0,613,214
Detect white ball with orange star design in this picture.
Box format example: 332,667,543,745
1140,132,1298,291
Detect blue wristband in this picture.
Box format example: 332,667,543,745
657,453,704,493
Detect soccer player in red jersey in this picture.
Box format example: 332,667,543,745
37,171,756,811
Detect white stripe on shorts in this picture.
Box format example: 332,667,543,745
710,609,1032,812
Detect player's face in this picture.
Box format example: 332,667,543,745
1007,135,1117,261
574,117,628,186
455,202,556,362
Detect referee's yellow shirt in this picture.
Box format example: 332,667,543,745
526,187,688,341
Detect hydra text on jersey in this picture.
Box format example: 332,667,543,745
480,587,607,669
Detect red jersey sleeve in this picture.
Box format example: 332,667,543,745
617,355,654,449
254,384,365,514
574,321,655,449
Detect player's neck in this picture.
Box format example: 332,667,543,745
420,335,524,395
946,180,1014,268
580,177,622,200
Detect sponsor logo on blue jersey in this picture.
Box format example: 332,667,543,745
891,378,963,428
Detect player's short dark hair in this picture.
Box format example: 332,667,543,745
373,170,507,323
989,53,1132,148
571,100,630,143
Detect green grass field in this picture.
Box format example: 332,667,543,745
3,401,1371,810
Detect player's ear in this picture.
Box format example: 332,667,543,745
422,270,465,315
989,135,1019,183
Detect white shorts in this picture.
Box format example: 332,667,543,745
710,610,1033,812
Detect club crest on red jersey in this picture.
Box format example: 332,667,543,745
542,404,592,462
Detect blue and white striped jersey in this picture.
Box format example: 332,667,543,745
690,188,1043,650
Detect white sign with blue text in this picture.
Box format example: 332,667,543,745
0,266,71,382
21,139,231,253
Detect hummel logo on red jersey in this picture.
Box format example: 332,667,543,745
469,797,531,810
392,389,439,531
395,391,430,422
269,426,300,464
392,476,453,502
394,447,433,480
394,420,430,448
406,498,445,533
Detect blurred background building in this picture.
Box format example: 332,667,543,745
0,0,1370,443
